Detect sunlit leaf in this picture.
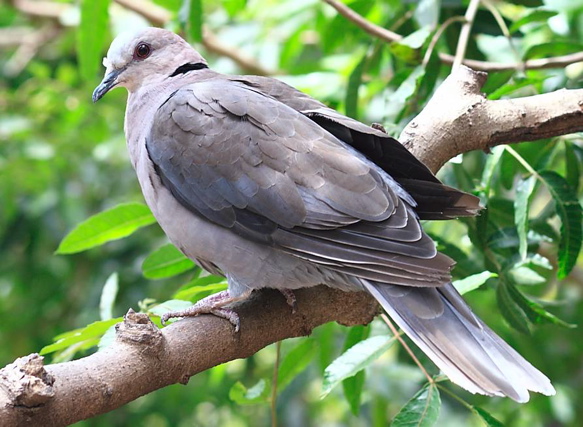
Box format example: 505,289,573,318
481,146,505,194
99,272,119,321
40,318,122,355
508,266,546,286
57,203,156,254
390,26,432,63
142,243,195,279
321,335,395,398
229,379,270,405
514,175,537,259
391,383,441,427
509,10,558,34
453,271,497,295
173,283,228,301
148,299,194,319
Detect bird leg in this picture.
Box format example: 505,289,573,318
161,290,250,332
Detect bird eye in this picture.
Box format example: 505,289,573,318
134,43,152,60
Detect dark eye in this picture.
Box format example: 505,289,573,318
134,43,151,60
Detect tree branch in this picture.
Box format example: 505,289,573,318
1,65,581,425
0,289,378,426
400,66,583,172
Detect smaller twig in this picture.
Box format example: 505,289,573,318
381,314,434,385
0,27,33,47
453,0,481,69
12,0,68,19
4,24,62,76
322,0,403,43
271,341,281,427
201,30,276,76
423,16,466,67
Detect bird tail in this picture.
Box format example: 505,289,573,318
361,280,555,402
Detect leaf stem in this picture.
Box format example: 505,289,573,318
381,314,434,385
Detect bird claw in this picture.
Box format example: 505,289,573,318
161,290,241,332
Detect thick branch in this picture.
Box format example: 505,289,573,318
400,66,583,172
0,289,378,426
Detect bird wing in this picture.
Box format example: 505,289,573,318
146,78,453,286
229,75,481,220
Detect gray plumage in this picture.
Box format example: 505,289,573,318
93,27,555,402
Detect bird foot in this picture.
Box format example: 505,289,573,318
279,289,297,313
161,290,243,332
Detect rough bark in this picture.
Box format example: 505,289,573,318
1,66,582,426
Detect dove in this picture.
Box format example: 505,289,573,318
93,27,555,402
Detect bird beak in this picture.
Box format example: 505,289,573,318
92,67,124,102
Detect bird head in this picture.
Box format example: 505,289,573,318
93,27,207,102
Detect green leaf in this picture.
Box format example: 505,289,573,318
77,0,110,81
188,0,204,42
321,335,395,398
390,26,432,63
278,338,317,391
99,272,119,321
509,10,558,34
229,379,270,405
40,318,122,355
453,271,497,295
344,371,366,416
387,66,426,114
57,203,156,254
342,325,371,415
391,383,441,427
173,282,228,301
514,175,537,259
97,323,118,350
565,142,581,192
496,281,530,334
524,42,583,60
506,281,575,328
142,243,196,279
482,71,514,95
472,406,505,427
481,146,505,195
148,299,194,318
539,171,582,278
345,53,367,119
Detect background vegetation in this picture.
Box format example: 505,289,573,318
1,0,582,425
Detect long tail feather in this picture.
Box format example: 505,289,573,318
362,280,555,402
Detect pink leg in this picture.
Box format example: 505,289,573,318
161,290,249,332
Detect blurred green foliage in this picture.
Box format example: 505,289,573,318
1,0,582,426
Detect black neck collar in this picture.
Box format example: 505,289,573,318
170,62,208,77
